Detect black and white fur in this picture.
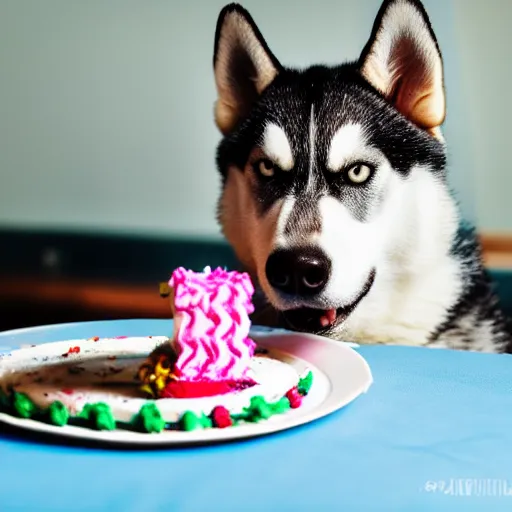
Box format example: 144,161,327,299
212,0,512,353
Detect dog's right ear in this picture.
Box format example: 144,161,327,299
358,0,445,137
213,4,281,135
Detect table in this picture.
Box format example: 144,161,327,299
1,319,512,511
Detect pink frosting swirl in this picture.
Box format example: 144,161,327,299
169,267,256,382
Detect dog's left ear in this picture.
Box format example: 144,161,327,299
213,4,281,135
359,0,445,136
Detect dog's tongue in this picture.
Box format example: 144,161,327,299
281,306,338,332
320,308,337,328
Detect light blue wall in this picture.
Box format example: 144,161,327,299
453,0,511,232
0,0,478,239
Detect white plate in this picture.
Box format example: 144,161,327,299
0,331,373,446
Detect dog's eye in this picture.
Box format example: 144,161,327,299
346,163,372,184
256,158,276,177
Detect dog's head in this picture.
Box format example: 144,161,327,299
213,0,448,333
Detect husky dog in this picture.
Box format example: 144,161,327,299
212,0,512,353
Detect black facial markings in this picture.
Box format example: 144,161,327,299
322,161,381,223
284,193,322,240
216,63,447,225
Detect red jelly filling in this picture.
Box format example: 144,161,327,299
161,379,255,399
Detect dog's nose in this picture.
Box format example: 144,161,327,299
265,247,331,296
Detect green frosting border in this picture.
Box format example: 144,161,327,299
0,371,314,434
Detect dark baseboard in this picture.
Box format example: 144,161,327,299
0,227,240,284
0,227,241,332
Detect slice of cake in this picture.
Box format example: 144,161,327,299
139,266,258,398
0,265,317,435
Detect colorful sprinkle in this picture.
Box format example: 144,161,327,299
79,403,116,431
271,396,291,414
13,392,37,419
137,403,165,433
63,346,80,357
286,387,303,409
180,411,202,431
297,371,313,396
200,413,213,429
211,406,232,428
48,401,69,426
245,396,273,421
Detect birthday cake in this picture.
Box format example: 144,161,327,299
138,266,258,399
0,267,313,435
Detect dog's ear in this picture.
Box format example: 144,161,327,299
213,4,281,135
359,0,445,136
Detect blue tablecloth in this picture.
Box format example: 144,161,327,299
1,319,511,511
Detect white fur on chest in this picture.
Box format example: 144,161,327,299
341,255,462,346
335,168,464,347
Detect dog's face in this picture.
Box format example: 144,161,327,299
213,0,448,333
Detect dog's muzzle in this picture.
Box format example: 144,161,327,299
278,268,376,334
